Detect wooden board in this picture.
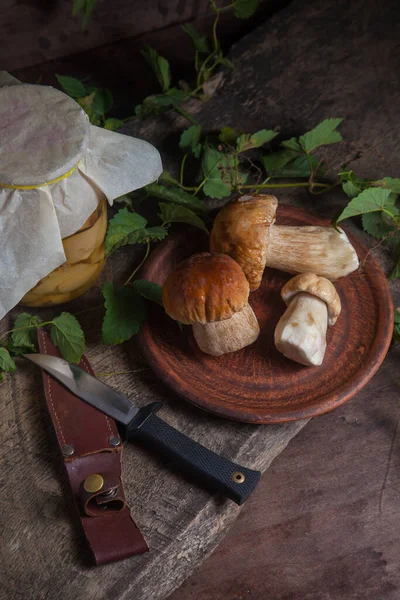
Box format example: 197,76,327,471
138,205,393,424
0,252,308,600
170,343,400,600
2,0,210,72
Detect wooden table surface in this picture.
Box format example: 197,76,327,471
163,0,400,596
1,0,400,598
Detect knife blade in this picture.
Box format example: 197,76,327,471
25,354,261,505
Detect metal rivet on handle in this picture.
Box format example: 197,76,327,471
62,444,74,457
232,471,245,484
84,474,104,493
108,436,121,447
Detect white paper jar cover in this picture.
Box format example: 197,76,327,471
0,72,162,319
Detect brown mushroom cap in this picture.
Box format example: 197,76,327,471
210,194,278,291
281,273,341,326
162,252,250,325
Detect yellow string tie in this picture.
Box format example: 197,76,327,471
0,162,80,190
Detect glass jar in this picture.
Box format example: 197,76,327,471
0,75,161,321
20,195,107,307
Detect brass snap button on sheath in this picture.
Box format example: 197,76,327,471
232,471,245,484
84,474,104,493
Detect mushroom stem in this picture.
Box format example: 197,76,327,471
274,292,328,366
193,303,260,356
266,226,359,280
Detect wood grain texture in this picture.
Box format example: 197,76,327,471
170,344,400,600
0,239,307,600
138,206,393,423
1,0,210,72
160,0,400,596
8,1,286,120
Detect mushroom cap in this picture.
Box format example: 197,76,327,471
162,252,250,325
281,273,341,326
210,194,278,291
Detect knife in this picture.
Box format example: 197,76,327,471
25,354,261,505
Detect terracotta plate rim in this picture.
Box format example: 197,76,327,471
137,206,394,424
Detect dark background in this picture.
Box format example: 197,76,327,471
2,0,289,115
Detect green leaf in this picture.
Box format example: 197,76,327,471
394,308,400,341
6,344,34,357
218,56,235,70
202,147,232,199
102,283,146,345
72,0,86,13
219,127,242,146
181,24,210,53
135,88,188,117
237,171,248,185
158,202,208,234
72,0,97,27
132,280,163,306
342,180,361,199
145,183,206,212
50,313,85,363
377,177,400,194
91,89,113,116
299,118,343,153
11,313,42,350
104,118,124,131
361,212,395,239
234,0,259,19
106,208,147,255
391,264,400,280
149,88,187,106
159,170,179,185
337,188,393,222
389,242,400,280
236,129,278,152
280,137,302,152
141,46,171,92
179,125,202,158
109,209,167,250
261,152,319,178
261,149,297,173
0,348,17,375
120,226,168,247
55,74,87,98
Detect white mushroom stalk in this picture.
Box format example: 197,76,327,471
274,292,328,366
274,273,341,367
162,253,260,357
193,303,260,356
266,225,359,280
210,194,359,291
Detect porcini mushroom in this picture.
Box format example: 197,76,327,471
162,252,260,356
274,273,341,366
210,194,359,290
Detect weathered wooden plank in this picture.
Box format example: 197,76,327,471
9,1,283,118
2,0,278,74
1,0,210,72
171,345,400,599
162,0,400,595
0,244,307,600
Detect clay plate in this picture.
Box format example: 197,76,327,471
137,205,394,423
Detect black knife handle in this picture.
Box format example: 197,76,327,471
126,405,261,505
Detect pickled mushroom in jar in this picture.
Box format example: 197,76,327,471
0,74,162,317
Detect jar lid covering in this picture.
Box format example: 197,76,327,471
0,84,90,186
0,73,162,320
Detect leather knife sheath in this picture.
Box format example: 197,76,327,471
37,329,148,565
